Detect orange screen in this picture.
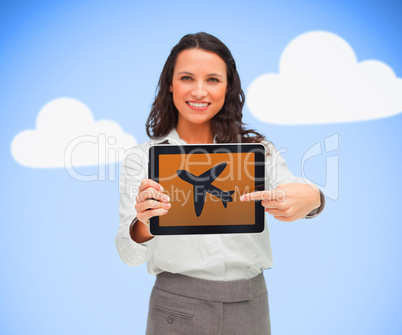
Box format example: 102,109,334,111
158,152,256,227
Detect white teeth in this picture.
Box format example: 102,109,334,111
188,102,209,108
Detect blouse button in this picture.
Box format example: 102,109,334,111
167,315,174,323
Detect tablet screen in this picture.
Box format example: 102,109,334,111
149,144,265,235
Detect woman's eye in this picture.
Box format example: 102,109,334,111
181,76,192,81
208,77,219,82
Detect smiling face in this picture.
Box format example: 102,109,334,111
170,48,227,131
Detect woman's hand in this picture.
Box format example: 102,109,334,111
240,183,321,222
135,179,171,225
130,179,171,243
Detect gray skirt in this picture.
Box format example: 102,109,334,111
146,272,271,335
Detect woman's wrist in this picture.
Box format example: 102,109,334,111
129,217,154,243
304,189,325,219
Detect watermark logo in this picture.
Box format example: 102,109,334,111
63,133,340,202
301,133,339,200
64,134,127,182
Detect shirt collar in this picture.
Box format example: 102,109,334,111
155,128,217,145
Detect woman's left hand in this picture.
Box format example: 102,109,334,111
240,183,321,222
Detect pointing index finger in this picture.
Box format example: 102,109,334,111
240,190,276,202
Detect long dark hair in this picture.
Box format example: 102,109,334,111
146,32,265,143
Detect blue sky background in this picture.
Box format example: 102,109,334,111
1,0,401,334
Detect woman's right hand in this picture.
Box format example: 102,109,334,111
135,179,171,224
130,179,171,243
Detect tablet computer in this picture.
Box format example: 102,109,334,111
148,143,265,235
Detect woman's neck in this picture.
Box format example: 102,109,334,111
176,121,214,144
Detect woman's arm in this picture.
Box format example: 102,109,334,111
240,183,321,222
115,144,170,266
240,141,324,222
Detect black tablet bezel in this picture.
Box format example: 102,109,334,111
148,143,265,235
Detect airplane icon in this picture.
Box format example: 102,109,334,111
177,162,235,217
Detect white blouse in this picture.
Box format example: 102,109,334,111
115,129,320,281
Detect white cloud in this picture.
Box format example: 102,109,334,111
246,31,402,124
11,98,136,168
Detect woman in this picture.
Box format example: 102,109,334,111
116,32,324,335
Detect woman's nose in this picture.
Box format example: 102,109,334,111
191,82,207,99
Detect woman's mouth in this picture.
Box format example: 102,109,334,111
186,101,211,110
